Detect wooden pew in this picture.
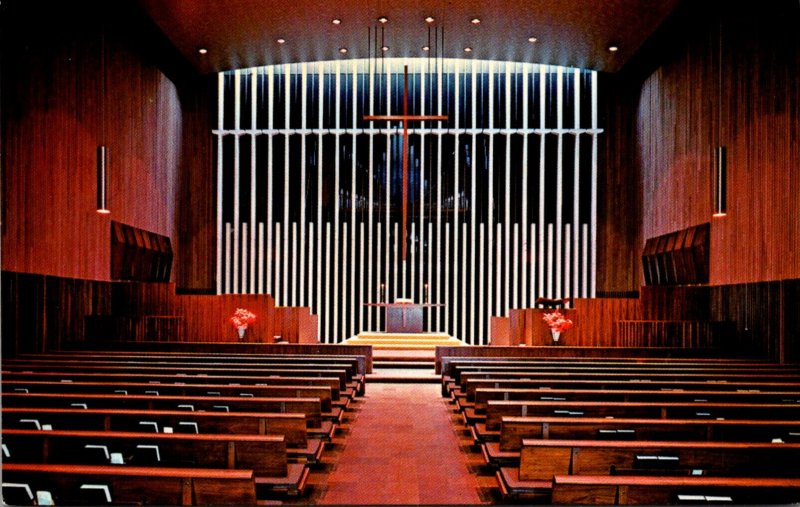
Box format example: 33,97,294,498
3,369,352,399
2,429,309,495
2,463,259,505
4,361,361,394
3,379,341,419
550,475,800,505
3,370,348,402
3,407,324,463
6,356,363,392
497,439,800,502
470,387,800,413
2,392,325,429
481,400,800,430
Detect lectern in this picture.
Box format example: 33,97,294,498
364,301,444,333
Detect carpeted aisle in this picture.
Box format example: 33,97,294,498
317,383,487,505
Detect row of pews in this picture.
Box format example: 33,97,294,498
440,355,800,505
1,349,367,505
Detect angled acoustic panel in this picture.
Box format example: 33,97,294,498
642,223,709,286
111,221,172,282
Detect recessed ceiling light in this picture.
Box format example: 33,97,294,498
339,47,348,54
381,45,389,52
464,46,473,53
198,48,208,55
471,17,481,25
332,18,342,25
276,38,286,44
422,45,430,52
528,36,538,43
608,45,619,52
378,16,388,24
425,16,435,23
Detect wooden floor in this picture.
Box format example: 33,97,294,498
290,383,496,505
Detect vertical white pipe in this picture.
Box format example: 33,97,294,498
513,223,519,309
582,223,589,298
224,222,232,293
531,223,536,303
241,222,248,291
367,57,375,331
300,63,308,306
216,73,224,294
309,224,316,327
376,222,382,329
341,223,347,339
478,223,485,344
547,222,554,298
590,71,598,298
292,222,298,306
315,64,323,326
393,222,399,302
324,221,332,342
504,61,512,316
495,224,502,315
258,222,264,294
233,69,241,293
470,59,478,338
555,66,563,299
444,221,450,334
573,68,582,303
461,222,467,341
250,68,258,293
452,59,460,336
436,59,443,329
487,60,495,322
359,221,365,333
410,222,416,301
537,65,547,299
427,222,433,327
351,60,358,336
275,223,282,304
333,60,341,341
419,64,426,309
267,66,275,295
384,60,391,308
565,223,571,302
521,64,529,308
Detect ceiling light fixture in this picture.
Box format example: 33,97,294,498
471,17,481,25
425,16,435,23
528,36,538,43
422,45,430,52
378,16,388,24
332,18,342,25
276,38,286,44
339,47,348,54
608,45,619,52
198,48,208,54
381,45,389,52
464,46,473,53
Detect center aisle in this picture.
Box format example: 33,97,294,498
317,383,488,505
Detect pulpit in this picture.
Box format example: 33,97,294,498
364,301,444,333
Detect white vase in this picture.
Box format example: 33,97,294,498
550,329,561,343
237,326,246,340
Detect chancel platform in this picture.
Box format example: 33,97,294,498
343,332,464,350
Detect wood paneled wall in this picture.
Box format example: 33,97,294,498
1,1,214,288
610,0,800,286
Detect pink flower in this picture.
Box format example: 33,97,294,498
542,310,573,333
230,308,257,329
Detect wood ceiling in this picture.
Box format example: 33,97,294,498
137,0,683,74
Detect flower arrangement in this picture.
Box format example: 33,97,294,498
542,310,574,333
229,308,257,330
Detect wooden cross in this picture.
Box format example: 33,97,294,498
364,65,448,264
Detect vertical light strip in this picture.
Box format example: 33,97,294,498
590,70,598,297
520,64,529,309
573,68,581,303
504,61,512,315
384,59,392,305
315,64,323,321
250,68,258,293
376,222,383,328
582,223,589,297
427,222,433,326
444,221,450,334
487,60,495,318
233,69,242,293
435,57,443,329
267,66,275,295
258,222,265,294
478,223,485,344
359,221,365,333
537,65,547,299
461,222,467,341
469,60,478,339
547,222,554,297
341,223,347,339
292,222,298,306
324,221,332,342
275,224,282,304
513,223,519,309
393,222,399,302
367,58,375,331
333,60,341,340
308,224,316,337
565,223,571,300
531,223,536,303
452,58,460,334
555,66,564,299
283,64,291,305
242,223,248,290
224,223,232,292
495,224,502,315
216,73,225,294
300,63,308,306
350,60,358,338
410,222,416,301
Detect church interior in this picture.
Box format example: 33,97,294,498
2,0,800,504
